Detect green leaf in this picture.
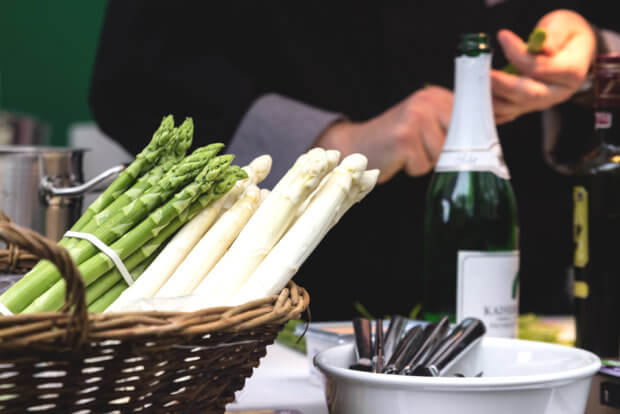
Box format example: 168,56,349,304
353,301,375,320
408,303,422,320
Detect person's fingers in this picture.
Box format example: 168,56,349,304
432,90,454,131
416,86,454,130
497,29,569,85
491,70,575,120
521,35,592,87
403,115,444,176
492,96,519,120
492,98,520,124
404,148,433,176
526,56,587,87
540,32,595,85
491,71,520,103
525,11,594,87
376,163,403,183
535,14,571,55
396,86,454,177
396,125,432,177
497,29,535,75
497,28,588,88
490,69,571,110
491,70,542,105
495,114,518,125
420,117,446,165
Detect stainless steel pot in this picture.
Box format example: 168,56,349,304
0,146,124,241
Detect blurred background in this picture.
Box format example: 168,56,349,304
0,0,107,146
0,0,133,209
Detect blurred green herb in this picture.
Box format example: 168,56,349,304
408,303,422,320
517,313,573,346
353,301,375,320
354,301,423,321
602,359,620,367
276,319,307,353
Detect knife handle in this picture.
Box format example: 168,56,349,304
351,317,373,371
412,317,486,377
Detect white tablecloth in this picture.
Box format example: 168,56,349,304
226,343,329,414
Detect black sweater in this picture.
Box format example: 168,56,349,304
90,0,611,320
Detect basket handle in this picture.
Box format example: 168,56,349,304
0,211,38,272
0,211,88,346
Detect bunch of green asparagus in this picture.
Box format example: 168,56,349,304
0,115,247,314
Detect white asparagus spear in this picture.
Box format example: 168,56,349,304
259,188,270,202
230,154,369,305
156,185,263,297
105,155,272,312
293,150,340,220
270,149,339,195
331,169,379,227
325,149,341,171
221,154,271,210
192,148,333,306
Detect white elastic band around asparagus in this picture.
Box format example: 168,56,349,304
64,231,134,286
0,302,13,315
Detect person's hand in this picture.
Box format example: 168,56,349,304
491,9,596,124
316,86,453,183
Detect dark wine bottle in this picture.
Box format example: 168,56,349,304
423,33,520,338
573,54,620,358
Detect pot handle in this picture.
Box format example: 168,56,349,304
41,164,126,198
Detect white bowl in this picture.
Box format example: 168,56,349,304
314,338,600,414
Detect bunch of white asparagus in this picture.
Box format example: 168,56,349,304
105,147,379,312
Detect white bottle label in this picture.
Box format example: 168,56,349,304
436,142,510,180
457,250,520,338
595,111,612,129
436,53,511,180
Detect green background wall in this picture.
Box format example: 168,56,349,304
0,0,108,146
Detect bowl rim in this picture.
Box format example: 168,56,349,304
313,337,601,392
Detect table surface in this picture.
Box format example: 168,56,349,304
226,343,328,414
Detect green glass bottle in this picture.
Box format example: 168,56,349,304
422,33,520,338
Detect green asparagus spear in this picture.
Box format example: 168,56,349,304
8,121,194,310
86,244,163,307
78,166,247,310
70,115,175,232
503,28,546,75
78,118,195,233
57,118,194,258
1,144,222,313
23,155,235,313
71,144,223,262
22,116,183,285
88,282,126,313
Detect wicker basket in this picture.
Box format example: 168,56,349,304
0,211,38,273
0,215,310,413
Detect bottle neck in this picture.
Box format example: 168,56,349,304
436,53,509,179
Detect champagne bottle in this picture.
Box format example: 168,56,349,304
573,54,620,358
422,33,520,338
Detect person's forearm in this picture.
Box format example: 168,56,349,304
227,93,345,188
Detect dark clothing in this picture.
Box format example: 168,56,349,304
90,1,610,320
